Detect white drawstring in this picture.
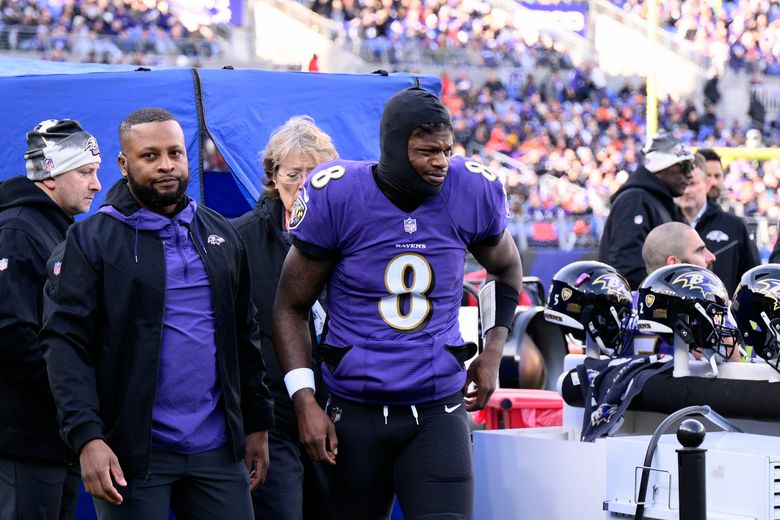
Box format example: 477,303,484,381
382,404,420,426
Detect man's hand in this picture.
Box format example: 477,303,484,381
79,439,126,504
244,431,269,491
462,347,502,411
293,389,337,465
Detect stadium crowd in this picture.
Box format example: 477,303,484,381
308,0,780,75
0,0,222,66
439,52,780,255
610,0,780,75
4,0,779,257
309,0,570,67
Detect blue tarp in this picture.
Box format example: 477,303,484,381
0,57,440,215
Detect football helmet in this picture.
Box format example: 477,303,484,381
544,261,634,357
731,264,780,373
637,264,739,359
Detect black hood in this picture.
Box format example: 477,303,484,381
0,176,64,213
611,165,675,203
0,176,72,227
611,165,683,222
375,87,451,212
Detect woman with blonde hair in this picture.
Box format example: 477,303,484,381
233,115,337,520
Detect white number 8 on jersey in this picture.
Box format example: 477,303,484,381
379,253,433,331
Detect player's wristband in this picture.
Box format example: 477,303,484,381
284,368,316,398
479,280,520,334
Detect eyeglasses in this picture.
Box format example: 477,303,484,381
276,169,307,186
680,160,694,175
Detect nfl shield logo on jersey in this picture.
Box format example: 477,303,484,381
403,217,417,234
0,258,7,271
53,261,62,276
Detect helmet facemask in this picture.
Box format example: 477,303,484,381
672,300,740,360
750,310,780,372
584,303,635,358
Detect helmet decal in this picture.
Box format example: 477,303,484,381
592,273,632,301
671,272,727,299
754,278,780,312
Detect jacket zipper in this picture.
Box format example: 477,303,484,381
188,221,236,447
146,236,167,480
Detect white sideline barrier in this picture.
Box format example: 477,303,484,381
473,427,607,520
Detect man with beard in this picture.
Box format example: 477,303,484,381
40,108,274,520
599,132,694,289
698,148,725,202
273,87,523,519
678,153,759,296
0,119,101,520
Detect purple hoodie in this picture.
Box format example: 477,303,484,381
100,202,227,454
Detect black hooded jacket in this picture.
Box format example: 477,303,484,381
40,179,274,477
0,176,75,464
695,199,760,296
598,166,686,289
232,195,325,433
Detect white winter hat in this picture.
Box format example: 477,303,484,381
24,119,101,181
642,132,694,173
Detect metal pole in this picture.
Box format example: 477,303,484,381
677,419,707,520
646,0,659,138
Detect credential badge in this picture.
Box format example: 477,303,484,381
404,217,417,234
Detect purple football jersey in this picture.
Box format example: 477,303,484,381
290,156,508,404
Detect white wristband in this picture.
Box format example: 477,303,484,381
284,368,315,399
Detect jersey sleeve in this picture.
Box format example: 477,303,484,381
289,160,356,258
447,156,509,247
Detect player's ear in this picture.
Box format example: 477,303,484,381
666,256,680,265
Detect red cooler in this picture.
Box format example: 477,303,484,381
476,388,563,430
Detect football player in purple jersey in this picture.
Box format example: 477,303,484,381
273,87,523,519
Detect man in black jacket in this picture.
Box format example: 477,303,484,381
41,108,274,520
599,132,694,289
678,153,760,296
232,116,337,520
0,119,102,520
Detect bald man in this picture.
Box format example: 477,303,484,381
636,221,741,361
642,221,715,274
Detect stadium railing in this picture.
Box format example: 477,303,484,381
0,25,222,62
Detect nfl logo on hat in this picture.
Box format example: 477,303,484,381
41,158,54,172
403,217,417,234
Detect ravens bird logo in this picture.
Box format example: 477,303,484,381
755,278,780,311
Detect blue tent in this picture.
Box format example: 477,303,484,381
0,58,440,216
